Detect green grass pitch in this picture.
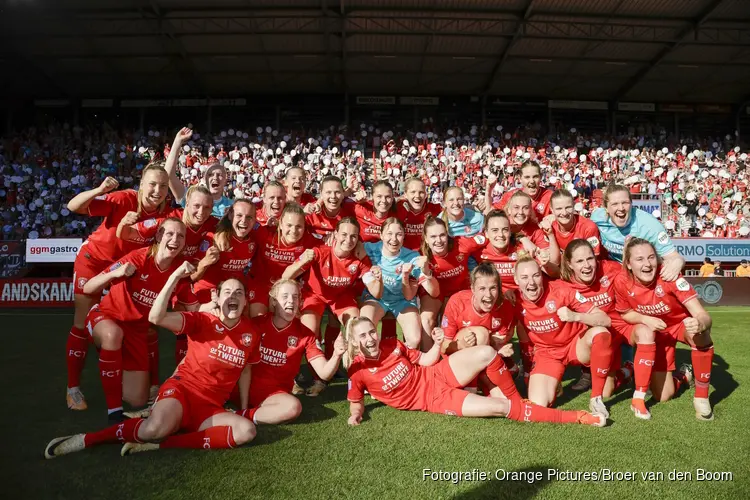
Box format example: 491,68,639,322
3,307,749,499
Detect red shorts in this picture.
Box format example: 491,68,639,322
85,305,149,371
531,336,583,381
156,378,226,432
422,358,469,417
248,382,289,408
610,315,634,345
73,252,107,296
246,281,272,308
654,322,687,372
301,292,358,319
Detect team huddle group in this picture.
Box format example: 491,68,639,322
45,128,716,459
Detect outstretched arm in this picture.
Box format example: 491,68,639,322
82,261,136,295
67,177,119,214
348,400,365,426
165,127,193,202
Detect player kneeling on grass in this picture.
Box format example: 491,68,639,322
344,317,605,427
45,268,262,459
234,280,347,425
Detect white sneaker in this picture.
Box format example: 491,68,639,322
589,396,610,419
121,442,159,456
45,434,85,459
679,363,695,388
306,380,327,397
693,397,714,421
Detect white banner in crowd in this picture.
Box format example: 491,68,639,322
26,239,82,263
673,238,750,263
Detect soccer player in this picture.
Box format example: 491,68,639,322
284,166,318,209
487,162,553,217
540,190,602,257
305,176,356,238
165,127,232,217
419,217,486,338
504,191,560,269
235,280,346,424
439,186,485,237
64,164,171,411
361,217,438,350
352,180,395,243
513,256,612,417
191,199,257,304
344,317,604,426
255,181,286,226
282,217,382,395
613,238,715,421
247,203,322,316
559,239,658,417
591,184,684,280
395,178,442,250
81,218,196,422
44,270,261,459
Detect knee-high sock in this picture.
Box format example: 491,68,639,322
66,326,89,389
160,426,236,450
381,317,397,340
99,348,123,413
484,354,520,399
84,418,144,447
148,335,159,386
691,343,714,399
506,398,579,424
589,331,612,398
174,334,188,364
633,343,656,395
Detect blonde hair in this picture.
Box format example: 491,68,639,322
505,190,537,224
513,253,538,275
268,279,300,315
214,199,255,251
183,185,212,227
342,316,377,369
441,186,464,226
137,163,169,215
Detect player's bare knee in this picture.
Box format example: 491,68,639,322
233,420,256,445
99,329,123,348
476,345,496,364
287,398,303,420
633,324,655,344
403,332,420,349
473,328,490,346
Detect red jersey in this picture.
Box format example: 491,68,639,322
300,246,372,299
517,220,550,249
251,225,322,287
347,338,426,411
291,192,317,206
97,248,194,325
251,315,324,393
254,205,279,227
82,190,171,265
194,234,257,292
353,201,390,243
305,201,356,238
560,260,622,314
495,187,553,217
513,280,594,349
613,274,697,328
395,201,442,250
550,215,601,256
428,235,486,296
175,312,261,406
472,240,525,291
133,208,217,262
441,290,516,342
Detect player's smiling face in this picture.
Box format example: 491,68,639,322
508,198,532,227
285,168,306,200
381,222,404,255
486,215,511,250
272,282,300,321
186,192,213,227
218,279,246,320
426,223,449,256
570,245,597,285
232,202,256,239
353,321,380,358
140,169,169,210
206,167,227,196
158,220,186,259
335,222,359,254
515,260,544,302
444,188,464,219
472,275,500,313
264,185,286,218
373,184,393,215
606,191,632,227
627,243,658,284
321,180,344,212
280,213,305,244
520,166,541,197
551,195,574,227
406,180,426,210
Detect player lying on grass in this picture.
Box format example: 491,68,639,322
343,317,605,427
45,269,261,459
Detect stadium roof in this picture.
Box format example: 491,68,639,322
2,0,750,104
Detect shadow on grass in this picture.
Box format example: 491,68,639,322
251,426,294,448
453,465,553,500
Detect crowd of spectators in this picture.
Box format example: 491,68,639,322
1,119,748,240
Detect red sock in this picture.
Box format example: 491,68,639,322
84,418,144,447
66,326,89,389
519,341,534,375
507,398,579,424
673,371,688,392
633,343,656,394
589,331,612,398
691,344,714,398
238,408,258,423
484,354,520,399
99,348,123,412
324,324,338,360
174,334,188,364
148,333,159,386
613,366,631,391
160,426,236,450
381,317,397,340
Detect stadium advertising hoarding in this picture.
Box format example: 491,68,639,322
632,199,661,215
0,241,25,278
26,239,82,263
0,278,73,307
674,238,750,263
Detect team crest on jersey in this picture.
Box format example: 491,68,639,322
247,290,255,300
143,218,157,228
241,333,253,347
456,254,464,263
163,389,175,397
587,237,600,248
287,336,298,347
655,285,665,297
492,318,501,329
600,275,610,288
348,264,359,275
545,301,557,313
248,242,256,253
78,277,88,289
